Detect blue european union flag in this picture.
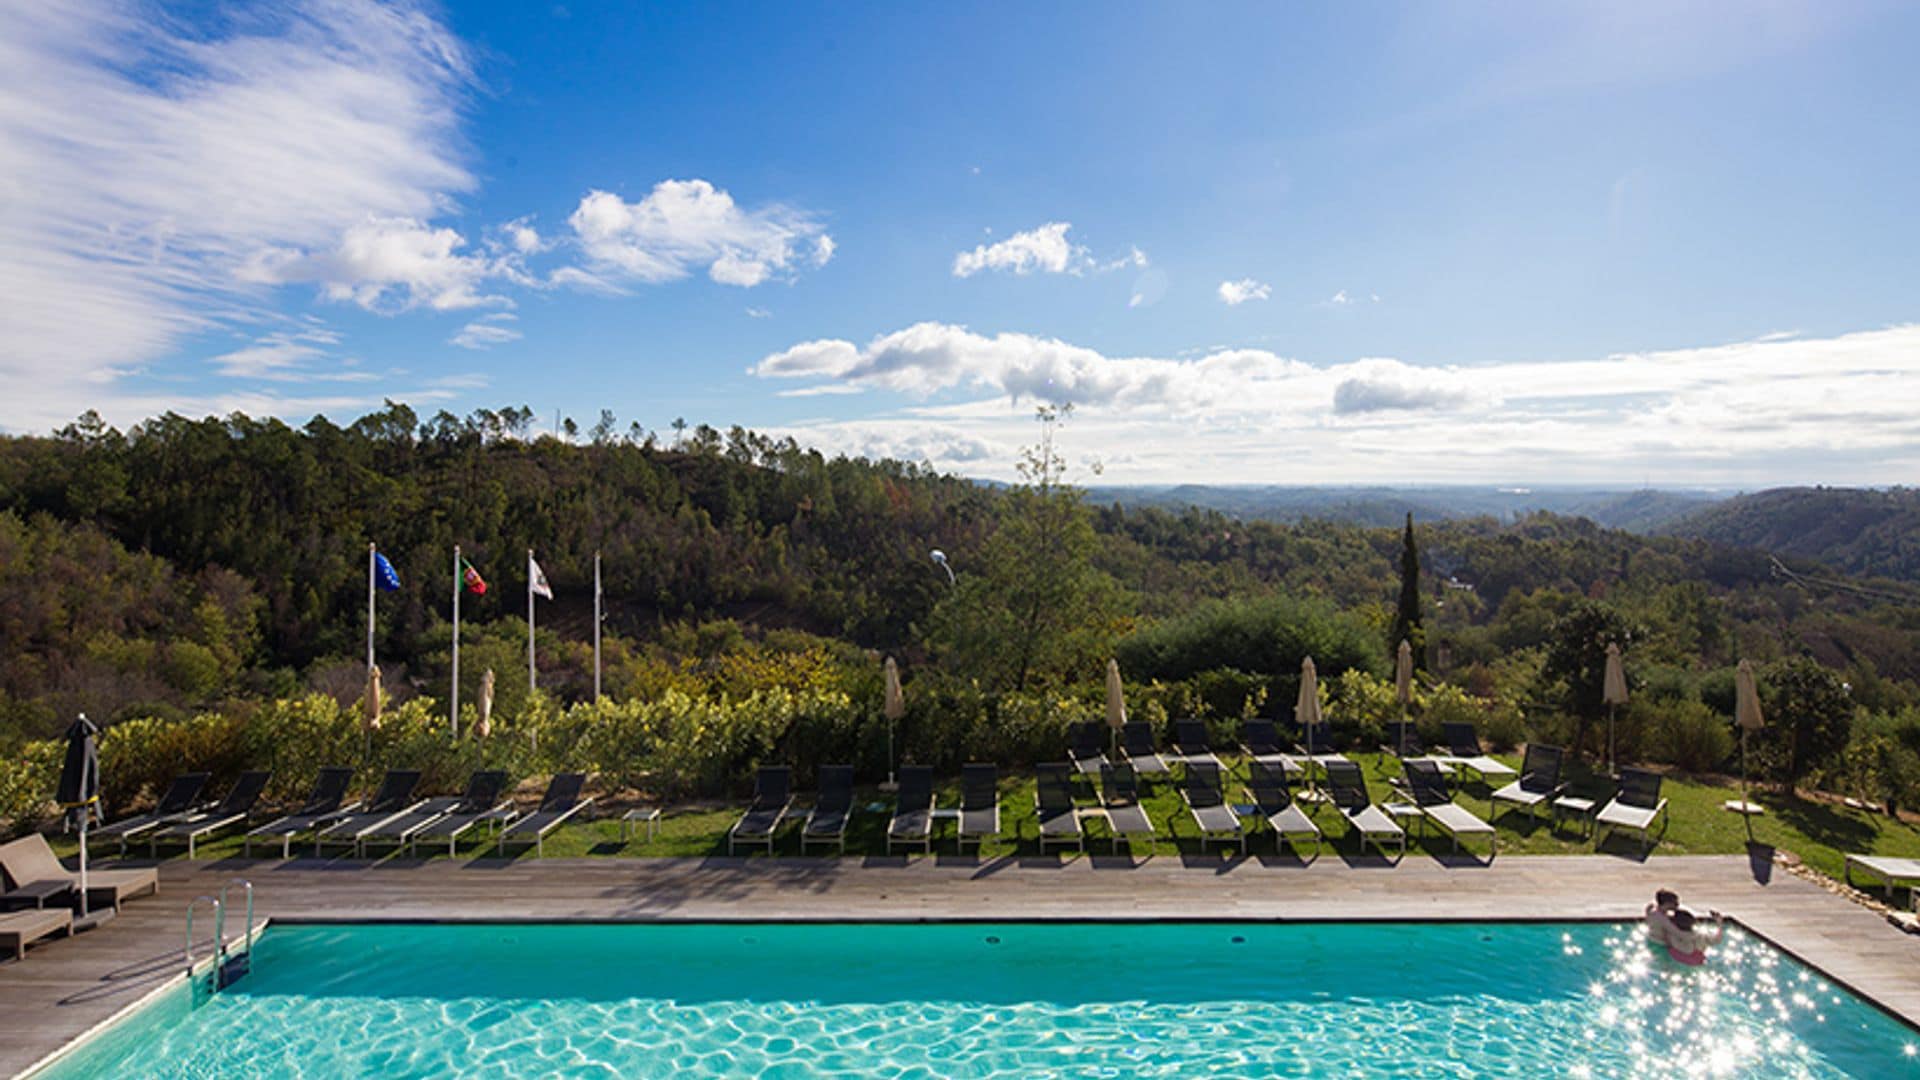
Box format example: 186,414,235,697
373,551,402,592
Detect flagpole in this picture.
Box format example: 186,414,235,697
366,542,376,677
593,550,602,701
527,548,537,694
452,544,462,739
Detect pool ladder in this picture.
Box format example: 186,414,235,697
184,879,255,994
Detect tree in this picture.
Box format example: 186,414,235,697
1541,600,1638,760
926,407,1121,692
1389,512,1423,668
1755,656,1854,791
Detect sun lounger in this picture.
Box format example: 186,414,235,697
1240,719,1305,778
244,767,358,857
398,771,514,856
1098,762,1156,851
0,834,158,913
1293,720,1351,771
1437,723,1518,781
1034,763,1084,853
1174,719,1227,773
802,765,855,854
1180,761,1245,855
314,770,424,856
1,908,72,961
730,767,794,856
1490,744,1566,825
1844,855,1920,907
886,766,935,854
1403,760,1496,858
148,770,271,858
958,764,1000,851
500,773,593,857
1121,721,1172,778
1595,768,1669,854
1325,759,1405,859
1068,722,1110,777
1245,760,1320,859
92,773,210,856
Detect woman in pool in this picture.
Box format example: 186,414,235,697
1644,889,1681,945
1663,908,1725,966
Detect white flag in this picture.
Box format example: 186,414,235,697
529,555,553,600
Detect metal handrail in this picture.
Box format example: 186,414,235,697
217,879,254,961
183,895,222,977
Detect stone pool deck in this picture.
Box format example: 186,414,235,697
6,852,1919,1075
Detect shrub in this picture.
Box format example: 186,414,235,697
1647,700,1735,773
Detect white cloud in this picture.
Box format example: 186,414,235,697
1323,289,1354,307
1218,279,1272,306
502,220,545,254
751,323,1920,485
745,307,772,319
245,216,508,313
565,180,831,288
449,313,521,350
206,326,374,382
952,222,1085,277
0,0,476,429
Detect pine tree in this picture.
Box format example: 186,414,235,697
1390,512,1423,669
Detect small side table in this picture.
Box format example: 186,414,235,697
621,808,662,843
1552,796,1597,838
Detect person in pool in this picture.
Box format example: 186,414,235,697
1663,908,1725,966
1644,889,1681,946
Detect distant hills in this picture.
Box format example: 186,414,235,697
1083,485,1726,533
1661,487,1920,584
1085,484,1920,585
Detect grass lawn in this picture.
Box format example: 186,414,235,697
60,753,1920,897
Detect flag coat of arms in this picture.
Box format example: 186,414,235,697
463,558,487,596
529,556,553,599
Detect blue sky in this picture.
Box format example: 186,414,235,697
5,1,1920,483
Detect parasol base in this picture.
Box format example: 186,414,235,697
877,782,899,793
1721,800,1765,815
73,908,117,933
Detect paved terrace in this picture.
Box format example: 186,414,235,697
7,853,1920,1076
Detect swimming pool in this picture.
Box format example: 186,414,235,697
33,920,1918,1077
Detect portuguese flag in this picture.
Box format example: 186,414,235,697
462,557,488,596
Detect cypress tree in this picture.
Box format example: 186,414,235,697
1391,512,1423,669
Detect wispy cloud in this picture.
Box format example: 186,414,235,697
0,0,477,428
1218,279,1271,306
952,222,1084,277
448,313,521,350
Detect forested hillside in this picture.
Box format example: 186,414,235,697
1665,487,1920,583
2,404,1917,823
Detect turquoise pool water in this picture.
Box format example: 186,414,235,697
37,921,1918,1078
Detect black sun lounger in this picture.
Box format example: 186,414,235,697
501,773,593,857
149,771,272,859
1325,759,1404,859
1068,721,1110,777
886,766,935,855
1180,760,1244,856
1035,762,1083,853
1403,759,1496,859
1240,719,1304,778
314,770,423,857
1245,759,1320,859
802,765,855,854
1173,720,1226,773
244,767,357,857
1098,762,1156,852
730,767,794,856
1490,744,1566,825
1121,721,1172,778
958,763,1000,852
363,770,512,857
93,773,210,856
1437,723,1517,781
1595,768,1669,855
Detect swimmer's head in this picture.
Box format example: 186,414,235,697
1655,890,1679,911
1672,910,1696,931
